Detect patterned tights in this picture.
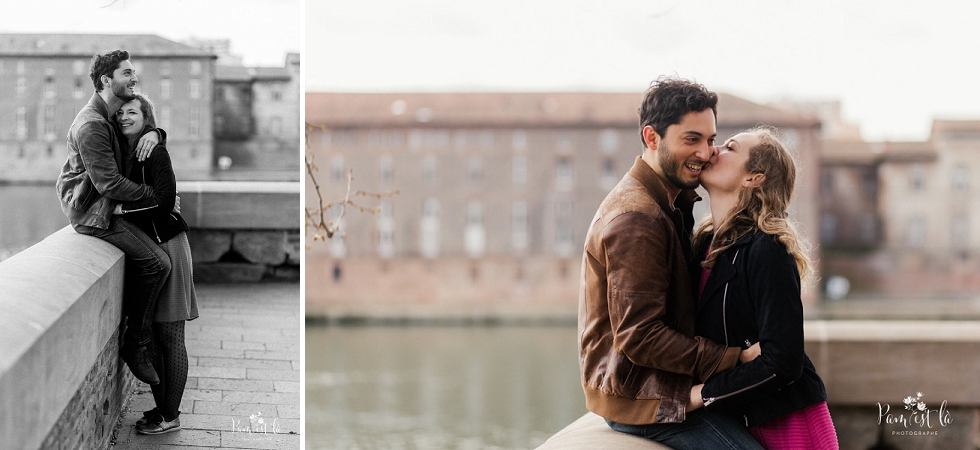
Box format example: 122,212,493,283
150,321,188,421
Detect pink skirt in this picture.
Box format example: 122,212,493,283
749,402,839,450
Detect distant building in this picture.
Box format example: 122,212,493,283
213,53,300,179
0,33,216,181
305,92,822,311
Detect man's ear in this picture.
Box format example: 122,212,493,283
743,173,766,189
642,126,660,152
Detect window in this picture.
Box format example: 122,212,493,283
331,155,345,185
952,215,968,250
43,105,55,139
512,155,527,186
907,217,925,248
44,76,55,98
820,213,837,244
512,130,528,151
16,77,26,96
160,61,172,77
860,213,877,242
555,158,573,191
555,200,574,257
600,129,619,153
16,60,25,74
467,156,483,184
160,79,172,99
189,79,201,99
159,107,172,129
422,155,437,186
909,164,925,191
821,172,835,194
862,171,877,197
379,154,393,186
189,107,201,136
329,209,347,258
465,201,486,258
16,107,27,139
74,77,85,99
270,117,282,135
601,158,618,189
556,129,572,152
190,60,202,75
73,60,86,75
511,201,529,252
953,166,968,191
378,202,394,258
420,198,441,258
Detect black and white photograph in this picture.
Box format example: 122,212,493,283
0,1,301,449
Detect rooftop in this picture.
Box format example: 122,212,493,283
0,33,214,58
305,92,820,129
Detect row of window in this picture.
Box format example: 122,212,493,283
822,164,971,195
329,200,578,259
328,154,621,191
1,59,204,77
11,105,207,140
821,212,971,249
15,76,204,101
319,128,627,153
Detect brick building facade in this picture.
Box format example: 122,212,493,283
0,33,216,180
305,92,821,314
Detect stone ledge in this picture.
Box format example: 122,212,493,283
0,226,132,450
177,181,299,230
536,412,669,449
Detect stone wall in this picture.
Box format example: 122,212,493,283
178,181,300,282
0,227,133,450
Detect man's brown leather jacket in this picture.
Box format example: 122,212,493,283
578,157,740,425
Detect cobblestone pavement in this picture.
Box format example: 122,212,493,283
112,283,301,450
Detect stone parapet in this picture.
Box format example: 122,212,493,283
177,181,300,282
539,321,980,449
0,227,135,450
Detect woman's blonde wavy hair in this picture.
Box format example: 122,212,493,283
692,126,812,287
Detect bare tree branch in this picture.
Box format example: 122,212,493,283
304,123,399,246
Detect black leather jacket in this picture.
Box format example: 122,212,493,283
122,132,189,244
695,230,827,426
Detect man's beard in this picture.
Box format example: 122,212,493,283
658,141,699,190
110,79,136,101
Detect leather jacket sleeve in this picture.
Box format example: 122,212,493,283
701,235,806,408
604,211,739,382
76,121,153,202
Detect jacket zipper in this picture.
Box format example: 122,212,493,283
721,249,740,347
703,373,776,407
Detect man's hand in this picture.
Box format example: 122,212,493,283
687,384,705,411
136,130,160,161
740,342,761,364
173,195,181,214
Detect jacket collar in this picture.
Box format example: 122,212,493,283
627,156,701,214
87,92,111,121
697,231,759,313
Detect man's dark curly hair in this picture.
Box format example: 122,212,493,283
89,50,130,91
637,76,718,147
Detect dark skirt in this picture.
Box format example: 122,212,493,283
156,232,199,322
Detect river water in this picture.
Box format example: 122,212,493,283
305,325,587,450
0,184,69,260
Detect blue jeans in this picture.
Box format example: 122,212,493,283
76,216,171,346
606,408,763,450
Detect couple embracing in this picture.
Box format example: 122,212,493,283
56,50,198,436
579,77,839,449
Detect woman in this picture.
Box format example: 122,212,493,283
116,93,199,436
687,127,838,449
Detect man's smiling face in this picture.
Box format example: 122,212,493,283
107,60,138,101
654,108,717,190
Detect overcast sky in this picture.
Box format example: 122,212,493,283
3,0,299,67
307,0,980,142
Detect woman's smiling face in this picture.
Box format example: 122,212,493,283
700,132,760,194
117,99,145,138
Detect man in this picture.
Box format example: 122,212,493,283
57,50,169,386
578,76,762,449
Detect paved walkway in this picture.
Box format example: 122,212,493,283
112,283,301,450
